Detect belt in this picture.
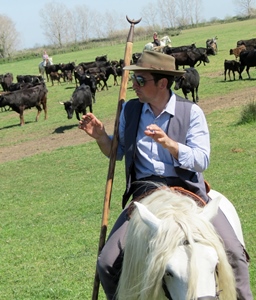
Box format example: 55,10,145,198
131,175,188,200
137,175,186,187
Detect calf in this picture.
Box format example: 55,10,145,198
49,72,62,86
229,45,246,59
63,70,73,83
60,84,92,121
0,83,48,126
174,67,200,103
224,60,241,81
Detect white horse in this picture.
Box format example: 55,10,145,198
144,35,172,52
38,57,53,81
117,187,241,300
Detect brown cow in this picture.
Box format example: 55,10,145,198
229,45,246,60
49,72,62,86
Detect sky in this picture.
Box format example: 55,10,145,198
1,0,236,50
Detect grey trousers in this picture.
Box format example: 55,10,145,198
97,205,253,300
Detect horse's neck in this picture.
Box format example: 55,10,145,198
47,58,53,65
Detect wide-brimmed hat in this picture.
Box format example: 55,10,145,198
123,51,185,76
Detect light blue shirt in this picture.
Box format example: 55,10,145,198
116,93,210,179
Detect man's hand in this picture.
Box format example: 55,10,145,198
145,124,179,160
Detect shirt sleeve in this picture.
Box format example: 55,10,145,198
175,104,210,172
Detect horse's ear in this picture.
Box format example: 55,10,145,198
134,201,161,232
200,197,220,221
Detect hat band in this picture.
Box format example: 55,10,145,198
137,62,170,71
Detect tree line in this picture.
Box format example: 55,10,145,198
0,0,255,58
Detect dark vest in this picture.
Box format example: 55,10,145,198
122,96,209,208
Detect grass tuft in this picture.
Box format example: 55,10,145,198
238,100,256,125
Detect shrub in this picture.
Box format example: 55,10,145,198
238,100,256,124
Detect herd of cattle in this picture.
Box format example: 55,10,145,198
1,37,256,125
0,54,123,125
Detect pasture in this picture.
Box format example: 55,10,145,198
0,18,256,299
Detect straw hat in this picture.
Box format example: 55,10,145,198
123,51,185,76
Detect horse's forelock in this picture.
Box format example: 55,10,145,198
118,188,236,300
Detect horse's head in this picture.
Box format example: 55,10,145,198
47,57,53,65
118,188,237,300
160,36,171,46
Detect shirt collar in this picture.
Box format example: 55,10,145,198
142,91,176,116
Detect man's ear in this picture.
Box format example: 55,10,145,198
159,78,167,89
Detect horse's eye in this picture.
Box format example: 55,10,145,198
165,271,173,277
183,240,189,245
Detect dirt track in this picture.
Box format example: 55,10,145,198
0,87,255,164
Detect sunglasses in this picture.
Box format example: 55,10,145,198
131,74,155,87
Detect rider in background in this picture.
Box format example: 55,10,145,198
153,32,160,46
42,50,49,67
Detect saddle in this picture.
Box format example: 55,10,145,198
127,181,210,219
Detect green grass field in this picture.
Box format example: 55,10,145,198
0,18,256,299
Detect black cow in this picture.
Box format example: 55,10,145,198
9,82,35,92
224,60,241,81
170,49,209,69
95,55,107,62
174,67,200,103
132,52,142,64
163,44,196,55
78,60,111,73
74,65,85,87
113,67,123,86
1,73,14,91
237,38,256,50
60,62,76,75
16,75,44,84
197,46,215,56
239,50,256,79
75,72,97,103
45,64,62,82
60,84,92,121
0,83,48,126
87,65,117,91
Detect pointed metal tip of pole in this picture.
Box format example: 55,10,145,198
126,16,142,25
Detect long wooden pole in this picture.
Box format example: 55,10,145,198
92,16,141,300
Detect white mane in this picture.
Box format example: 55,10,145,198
117,188,236,300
